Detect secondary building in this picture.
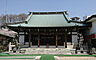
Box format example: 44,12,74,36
84,15,96,48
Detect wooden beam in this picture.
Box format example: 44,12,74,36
32,12,64,15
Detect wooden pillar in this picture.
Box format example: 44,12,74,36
38,29,40,47
71,29,72,45
56,34,58,48
65,29,67,48
56,29,58,48
38,34,40,47
24,31,26,45
29,29,32,47
17,27,20,43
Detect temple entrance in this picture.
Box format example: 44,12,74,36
31,35,56,46
25,34,72,47
40,35,56,46
31,35,38,45
31,35,71,46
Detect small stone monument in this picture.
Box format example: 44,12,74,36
9,42,15,52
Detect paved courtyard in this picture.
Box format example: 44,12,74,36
0,55,96,60
0,56,41,60
58,57,96,60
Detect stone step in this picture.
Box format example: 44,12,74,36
21,48,75,54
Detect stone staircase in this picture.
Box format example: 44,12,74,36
20,47,75,54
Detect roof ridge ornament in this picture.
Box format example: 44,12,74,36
63,11,70,23
25,13,33,24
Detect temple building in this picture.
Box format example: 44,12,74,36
7,11,89,48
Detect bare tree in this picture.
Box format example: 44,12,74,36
17,13,27,21
0,13,27,27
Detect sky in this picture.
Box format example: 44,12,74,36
0,0,96,19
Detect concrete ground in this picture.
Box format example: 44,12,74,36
58,56,96,60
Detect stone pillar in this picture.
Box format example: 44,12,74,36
9,42,11,52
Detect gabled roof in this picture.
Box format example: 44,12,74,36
8,11,84,27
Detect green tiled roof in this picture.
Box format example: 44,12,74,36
8,11,84,27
